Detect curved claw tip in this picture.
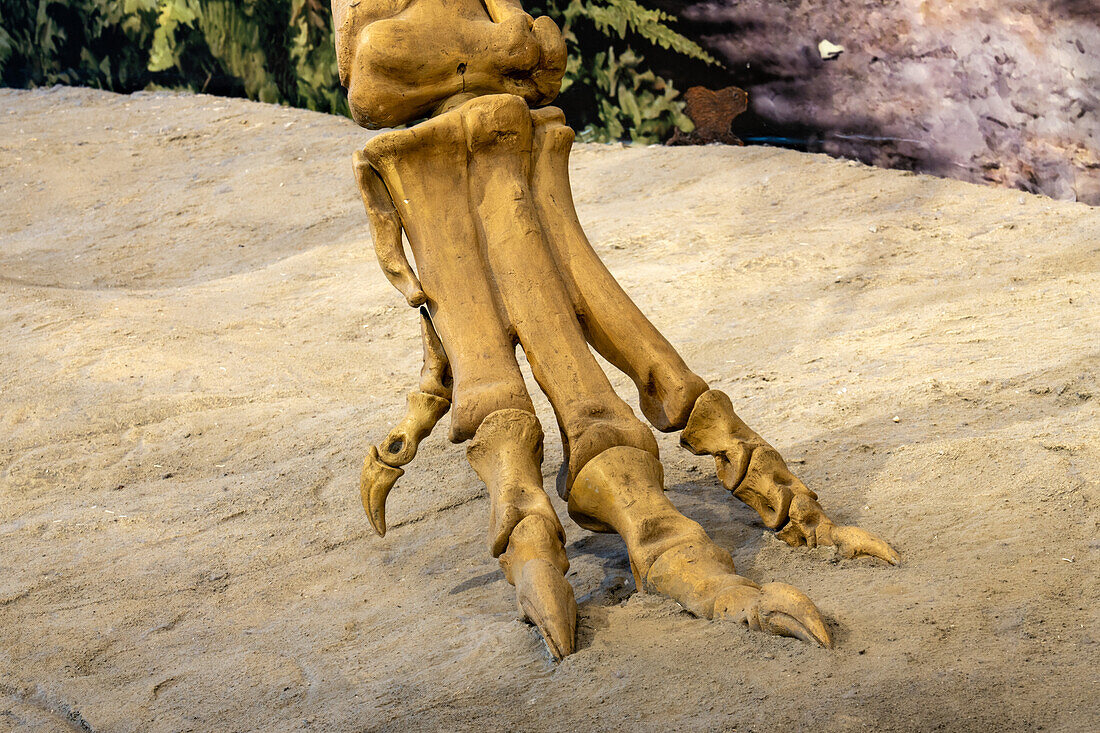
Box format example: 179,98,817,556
360,447,403,538
715,581,832,648
369,521,385,537
367,510,386,538
758,582,832,648
831,525,900,566
516,560,577,661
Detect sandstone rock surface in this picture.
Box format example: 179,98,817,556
1,87,1097,730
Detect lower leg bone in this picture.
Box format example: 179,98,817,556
466,409,576,659
682,390,899,564
529,109,708,431
361,111,535,443
461,95,657,493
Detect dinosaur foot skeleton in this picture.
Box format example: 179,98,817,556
361,339,893,657
332,0,898,659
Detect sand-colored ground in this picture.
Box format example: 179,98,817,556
1,87,1097,732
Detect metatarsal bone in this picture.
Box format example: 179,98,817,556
418,308,453,401
353,151,426,308
362,110,534,441
529,108,708,432
460,95,657,492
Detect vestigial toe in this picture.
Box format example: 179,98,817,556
360,446,403,536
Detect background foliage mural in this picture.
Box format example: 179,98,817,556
0,0,716,142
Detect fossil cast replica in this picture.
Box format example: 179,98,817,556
333,0,898,659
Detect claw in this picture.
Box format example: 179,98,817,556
467,413,577,659
777,494,901,565
498,515,577,660
360,446,403,536
515,559,577,660
644,539,830,647
572,446,832,649
714,581,832,648
824,524,901,565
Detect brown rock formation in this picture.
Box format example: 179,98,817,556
664,0,1100,204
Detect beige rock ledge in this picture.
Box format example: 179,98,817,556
0,86,1097,731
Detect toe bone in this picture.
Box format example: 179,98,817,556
714,581,832,648
360,446,404,537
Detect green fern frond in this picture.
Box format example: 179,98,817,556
148,0,201,72
541,0,714,142
565,0,716,66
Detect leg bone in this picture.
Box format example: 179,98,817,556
353,151,426,308
417,308,452,401
460,95,657,493
378,391,451,467
530,108,708,432
362,105,536,443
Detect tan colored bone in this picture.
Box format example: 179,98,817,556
417,308,452,400
683,390,899,564
361,311,451,535
569,446,831,646
350,94,864,652
360,446,403,536
361,103,536,443
332,0,565,128
378,390,451,467
680,389,807,528
353,151,426,307
529,108,709,432
361,95,656,471
466,409,576,659
337,0,897,659
361,390,449,535
459,95,660,491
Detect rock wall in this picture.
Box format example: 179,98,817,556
665,0,1100,204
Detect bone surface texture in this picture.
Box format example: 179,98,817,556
333,0,898,659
